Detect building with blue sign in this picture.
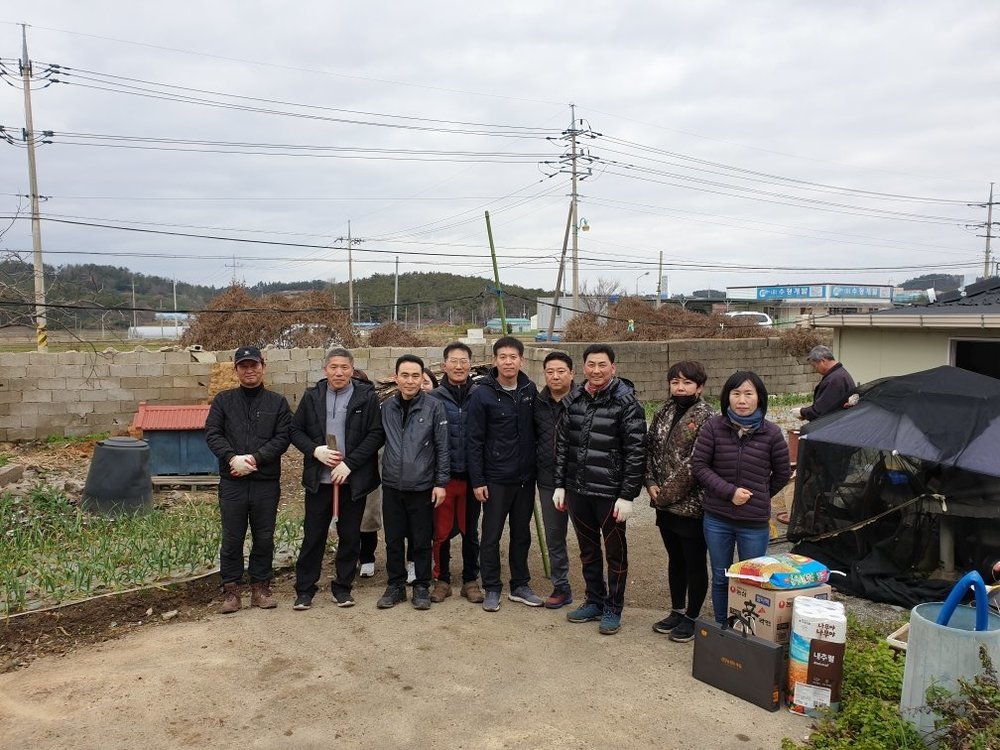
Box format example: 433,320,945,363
727,284,894,325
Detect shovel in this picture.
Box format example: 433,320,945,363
327,434,340,524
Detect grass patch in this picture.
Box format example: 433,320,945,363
0,484,303,615
44,432,111,446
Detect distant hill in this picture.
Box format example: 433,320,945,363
0,260,551,331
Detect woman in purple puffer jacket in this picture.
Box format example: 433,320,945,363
692,371,791,624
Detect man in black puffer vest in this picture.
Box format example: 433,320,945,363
554,344,647,636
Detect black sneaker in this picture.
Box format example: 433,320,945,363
376,586,407,609
652,610,684,634
332,590,355,608
412,585,431,610
669,616,696,643
293,594,313,611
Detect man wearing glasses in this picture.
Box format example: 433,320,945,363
426,342,485,604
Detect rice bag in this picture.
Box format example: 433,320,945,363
726,553,829,590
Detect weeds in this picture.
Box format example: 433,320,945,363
924,645,1000,749
44,432,110,446
0,483,304,615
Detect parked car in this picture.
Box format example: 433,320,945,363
534,331,561,342
724,311,774,327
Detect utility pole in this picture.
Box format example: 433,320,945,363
131,275,138,334
226,255,243,285
393,256,399,322
570,103,580,311
347,221,354,321
983,183,996,279
20,25,47,351
546,202,574,342
173,278,179,337
656,251,663,309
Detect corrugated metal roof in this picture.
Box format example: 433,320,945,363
132,402,210,431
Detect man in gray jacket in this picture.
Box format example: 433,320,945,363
377,355,450,610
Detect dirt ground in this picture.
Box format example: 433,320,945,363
0,441,836,749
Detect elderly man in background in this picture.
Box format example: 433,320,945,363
792,345,856,421
205,346,292,614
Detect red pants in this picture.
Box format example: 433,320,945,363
432,478,469,580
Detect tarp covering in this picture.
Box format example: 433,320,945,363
788,366,1000,607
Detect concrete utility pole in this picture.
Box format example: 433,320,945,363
569,104,580,312
984,183,995,279
347,221,354,321
393,256,399,322
656,251,663,309
20,25,47,351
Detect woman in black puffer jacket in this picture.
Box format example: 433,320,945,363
692,370,791,624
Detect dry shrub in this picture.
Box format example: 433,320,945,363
367,322,430,348
180,285,357,351
563,298,767,342
778,327,827,357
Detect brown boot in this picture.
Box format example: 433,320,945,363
219,583,241,614
461,581,485,604
250,581,278,609
430,580,452,603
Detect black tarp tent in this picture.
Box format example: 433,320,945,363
788,366,1000,607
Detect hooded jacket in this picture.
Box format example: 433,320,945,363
466,368,537,487
290,377,384,498
554,377,647,501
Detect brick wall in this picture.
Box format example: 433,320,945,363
0,337,821,441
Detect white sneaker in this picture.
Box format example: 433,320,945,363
406,561,416,584
359,562,375,578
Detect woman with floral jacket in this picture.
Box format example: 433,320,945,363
645,361,714,643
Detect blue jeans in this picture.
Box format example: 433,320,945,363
703,513,769,624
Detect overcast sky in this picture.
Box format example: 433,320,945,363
2,2,998,298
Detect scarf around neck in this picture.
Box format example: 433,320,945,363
727,406,763,431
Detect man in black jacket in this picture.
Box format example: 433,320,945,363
376,355,449,610
205,346,292,614
534,350,576,609
467,336,541,612
554,344,647,635
291,347,384,610
792,345,857,421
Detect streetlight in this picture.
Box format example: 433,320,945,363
635,271,650,296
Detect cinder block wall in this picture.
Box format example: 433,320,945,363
0,338,819,441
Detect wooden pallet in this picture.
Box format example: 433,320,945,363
152,474,220,489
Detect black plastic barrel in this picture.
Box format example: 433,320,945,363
82,436,153,516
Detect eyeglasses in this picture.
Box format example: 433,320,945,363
446,358,470,365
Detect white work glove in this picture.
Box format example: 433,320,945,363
229,454,256,477
845,393,860,407
313,445,338,466
789,407,803,420
613,498,633,522
552,488,566,511
330,462,352,484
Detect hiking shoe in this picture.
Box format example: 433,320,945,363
653,610,685,634
599,610,622,635
482,590,501,612
669,616,696,643
376,586,407,609
219,583,241,614
544,589,573,609
359,562,375,578
566,602,603,623
461,581,485,603
508,585,544,607
430,580,452,603
412,585,432,610
406,561,416,584
292,593,313,611
250,581,277,609
332,590,355,608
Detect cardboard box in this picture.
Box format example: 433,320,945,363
727,581,832,653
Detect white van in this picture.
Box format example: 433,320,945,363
724,311,774,327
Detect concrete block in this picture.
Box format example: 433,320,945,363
132,388,162,402
163,351,192,364
50,389,83,403
0,463,25,485
264,349,291,362
25,364,61,378
5,427,38,441
109,364,138,377
120,376,149,389
0,414,21,429
136,364,163,377
111,352,142,365
172,376,206,389
22,390,53,403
